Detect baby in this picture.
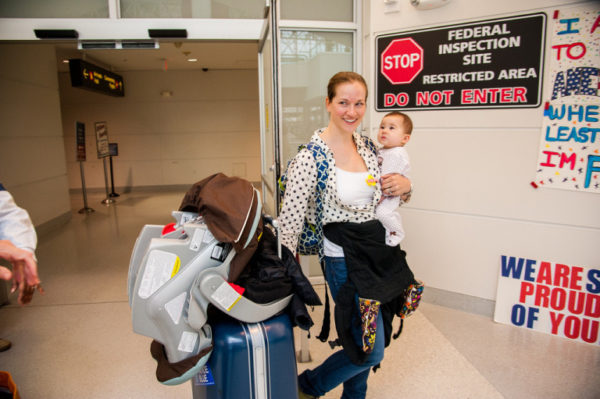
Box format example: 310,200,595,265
376,111,412,247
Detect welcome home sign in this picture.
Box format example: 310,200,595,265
494,255,600,345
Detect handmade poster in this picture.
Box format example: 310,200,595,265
534,4,600,192
495,255,600,346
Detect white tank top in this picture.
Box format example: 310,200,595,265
323,168,375,257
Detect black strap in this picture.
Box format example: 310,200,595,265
392,319,404,340
316,284,331,342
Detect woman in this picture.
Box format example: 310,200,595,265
278,72,412,399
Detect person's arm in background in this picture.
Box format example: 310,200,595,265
0,184,43,304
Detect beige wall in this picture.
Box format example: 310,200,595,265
365,0,600,303
59,68,261,190
0,44,71,227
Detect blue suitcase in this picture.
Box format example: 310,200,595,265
192,313,299,399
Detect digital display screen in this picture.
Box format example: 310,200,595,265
69,59,124,97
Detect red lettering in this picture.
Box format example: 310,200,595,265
461,89,473,104
554,264,570,288
585,294,600,317
519,281,535,303
564,316,580,339
536,262,552,284
550,287,567,311
384,93,395,106
567,290,585,314
384,93,409,107
570,266,583,290
549,311,565,334
488,88,500,103
553,43,587,60
559,152,577,170
540,151,560,167
514,87,527,103
534,284,550,307
474,89,486,104
581,319,599,343
592,15,600,34
398,93,409,106
500,88,512,103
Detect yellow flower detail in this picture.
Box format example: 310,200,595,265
366,175,377,186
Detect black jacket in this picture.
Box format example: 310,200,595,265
324,220,414,364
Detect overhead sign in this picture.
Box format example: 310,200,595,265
69,59,125,97
495,255,599,346
376,13,546,111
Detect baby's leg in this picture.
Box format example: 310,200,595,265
376,197,405,246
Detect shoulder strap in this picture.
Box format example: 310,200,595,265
305,142,328,261
362,136,378,155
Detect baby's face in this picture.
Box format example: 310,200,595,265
378,115,410,149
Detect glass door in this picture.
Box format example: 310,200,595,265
258,0,280,216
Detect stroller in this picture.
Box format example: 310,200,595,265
127,174,318,387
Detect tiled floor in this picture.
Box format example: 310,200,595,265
1,189,599,398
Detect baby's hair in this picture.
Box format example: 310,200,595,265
383,111,413,135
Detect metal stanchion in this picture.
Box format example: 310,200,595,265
108,155,120,198
101,157,115,205
78,161,94,214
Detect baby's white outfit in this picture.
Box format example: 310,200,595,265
376,146,410,247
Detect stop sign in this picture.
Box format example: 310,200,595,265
381,38,424,85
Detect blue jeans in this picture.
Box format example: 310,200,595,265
298,256,385,399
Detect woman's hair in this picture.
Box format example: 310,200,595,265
384,111,413,135
327,71,368,102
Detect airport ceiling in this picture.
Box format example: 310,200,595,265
53,40,259,73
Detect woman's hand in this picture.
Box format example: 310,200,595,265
381,173,412,202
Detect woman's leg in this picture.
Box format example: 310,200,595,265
298,257,384,399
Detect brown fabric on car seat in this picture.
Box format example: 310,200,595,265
179,173,263,282
150,340,213,383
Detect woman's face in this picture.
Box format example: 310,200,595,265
326,81,367,134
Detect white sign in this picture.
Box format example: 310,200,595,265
494,255,600,345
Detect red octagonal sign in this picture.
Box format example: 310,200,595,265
381,38,424,85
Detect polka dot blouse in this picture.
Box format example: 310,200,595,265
278,128,382,255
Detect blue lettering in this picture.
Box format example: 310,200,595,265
567,104,585,122
552,68,600,100
579,68,598,96
545,104,566,120
526,307,539,328
585,155,600,188
587,269,600,294
524,259,537,282
501,255,525,278
569,126,587,143
511,304,526,326
557,126,569,141
544,125,600,144
558,18,580,35
586,105,599,122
